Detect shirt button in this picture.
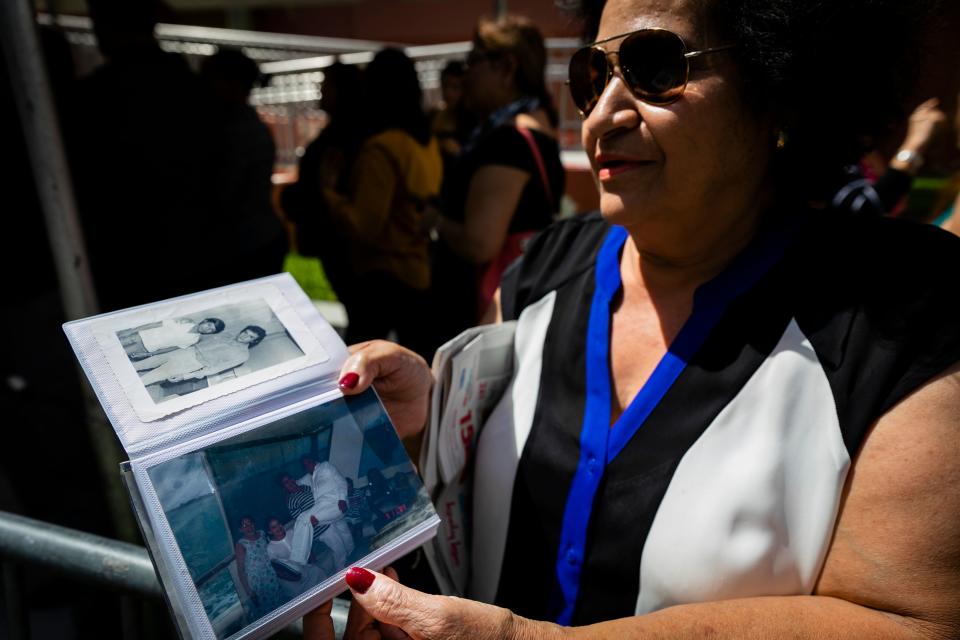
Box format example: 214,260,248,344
566,548,578,566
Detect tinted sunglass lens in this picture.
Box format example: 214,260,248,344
620,30,687,103
569,46,608,113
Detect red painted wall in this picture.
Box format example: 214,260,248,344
251,0,584,44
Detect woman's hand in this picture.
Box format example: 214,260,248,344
901,98,947,156
338,341,433,440
302,569,409,640
339,567,559,640
303,600,336,640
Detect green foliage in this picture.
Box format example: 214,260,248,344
283,253,338,302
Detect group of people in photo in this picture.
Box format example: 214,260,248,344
119,315,267,398
232,456,417,622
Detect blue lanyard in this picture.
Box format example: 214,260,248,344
552,218,799,625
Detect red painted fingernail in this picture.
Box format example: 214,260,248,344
345,567,375,594
339,372,359,390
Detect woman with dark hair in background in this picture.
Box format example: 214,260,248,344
430,60,476,166
200,48,289,286
427,16,565,353
308,0,960,638
282,62,365,301
322,49,442,358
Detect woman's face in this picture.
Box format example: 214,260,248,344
464,45,507,115
268,519,285,541
240,517,255,535
197,320,218,334
237,328,259,344
581,0,775,254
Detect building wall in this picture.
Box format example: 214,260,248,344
250,0,584,43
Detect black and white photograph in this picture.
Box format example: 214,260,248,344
146,390,435,640
117,299,303,404
85,281,332,423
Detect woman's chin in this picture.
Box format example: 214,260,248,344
598,193,658,228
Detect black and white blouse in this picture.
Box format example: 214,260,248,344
469,209,960,626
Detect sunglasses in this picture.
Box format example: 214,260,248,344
568,28,735,114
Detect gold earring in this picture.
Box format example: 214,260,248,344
776,130,787,150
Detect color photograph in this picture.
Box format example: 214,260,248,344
147,390,434,639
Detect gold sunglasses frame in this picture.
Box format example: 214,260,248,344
569,27,736,115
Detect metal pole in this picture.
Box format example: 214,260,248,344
0,511,162,596
0,0,140,543
0,511,351,637
495,0,508,18
0,0,98,320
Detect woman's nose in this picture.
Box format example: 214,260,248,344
583,74,642,140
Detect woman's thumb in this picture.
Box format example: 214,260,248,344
345,567,441,636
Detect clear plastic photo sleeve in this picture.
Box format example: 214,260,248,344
65,275,440,640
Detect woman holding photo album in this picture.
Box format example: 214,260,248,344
307,0,960,638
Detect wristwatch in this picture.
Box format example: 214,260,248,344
894,149,924,172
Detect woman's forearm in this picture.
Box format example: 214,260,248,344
511,596,942,640
438,216,491,263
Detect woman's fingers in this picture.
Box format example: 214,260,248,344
337,340,432,440
344,567,512,640
374,568,411,640
344,567,411,640
344,585,377,638
303,600,336,640
345,567,438,636
339,341,431,396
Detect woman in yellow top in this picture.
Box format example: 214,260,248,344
323,48,442,358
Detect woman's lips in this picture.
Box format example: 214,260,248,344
597,160,655,181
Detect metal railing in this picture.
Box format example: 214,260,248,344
35,12,587,168
0,510,348,640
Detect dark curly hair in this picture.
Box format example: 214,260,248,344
574,0,940,200
240,324,267,348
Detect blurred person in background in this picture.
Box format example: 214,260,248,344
426,16,564,355
200,48,288,284
322,48,442,358
281,62,365,301
71,0,223,310
833,98,949,215
430,60,475,165
931,92,960,234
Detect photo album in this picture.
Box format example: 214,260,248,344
64,274,440,640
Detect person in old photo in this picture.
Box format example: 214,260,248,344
266,518,325,598
119,316,226,360
281,462,354,570
134,325,266,386
234,516,283,621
